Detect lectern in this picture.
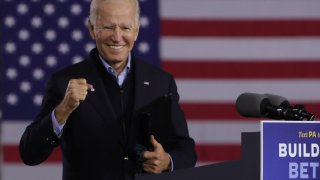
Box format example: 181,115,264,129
136,132,260,180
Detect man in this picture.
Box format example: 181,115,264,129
19,0,197,179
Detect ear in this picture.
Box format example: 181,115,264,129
88,20,96,40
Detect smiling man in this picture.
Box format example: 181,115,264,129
88,0,140,75
19,0,197,180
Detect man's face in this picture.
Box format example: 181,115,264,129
89,0,139,65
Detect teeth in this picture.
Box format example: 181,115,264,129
109,45,123,49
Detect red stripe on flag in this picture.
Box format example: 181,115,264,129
181,103,246,120
3,144,240,162
162,61,320,79
181,102,320,120
162,19,320,37
3,145,62,163
196,144,241,162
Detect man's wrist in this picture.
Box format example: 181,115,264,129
51,110,65,137
54,104,72,125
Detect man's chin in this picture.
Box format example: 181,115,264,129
105,56,127,64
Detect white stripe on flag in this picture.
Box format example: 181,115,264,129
176,79,320,102
188,120,260,144
2,121,29,144
161,0,320,19
2,120,248,165
2,120,260,144
161,37,320,60
2,164,62,180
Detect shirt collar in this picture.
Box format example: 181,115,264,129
98,53,131,86
99,53,131,73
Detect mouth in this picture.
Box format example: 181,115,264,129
108,45,125,50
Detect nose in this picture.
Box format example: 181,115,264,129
111,27,121,42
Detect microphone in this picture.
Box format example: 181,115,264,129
236,92,269,118
264,93,290,107
264,93,290,119
236,92,315,121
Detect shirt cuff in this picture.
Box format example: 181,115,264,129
167,153,174,172
51,110,65,138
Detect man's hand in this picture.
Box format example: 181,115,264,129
54,79,93,125
142,135,171,174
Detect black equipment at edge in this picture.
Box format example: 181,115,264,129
236,92,315,121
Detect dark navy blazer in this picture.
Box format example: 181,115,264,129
19,49,197,180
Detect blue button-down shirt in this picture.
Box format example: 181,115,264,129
99,54,131,86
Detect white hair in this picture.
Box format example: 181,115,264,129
89,0,140,26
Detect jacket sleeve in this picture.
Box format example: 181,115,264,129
19,75,63,165
166,76,197,170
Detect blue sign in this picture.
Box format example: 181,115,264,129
261,121,320,180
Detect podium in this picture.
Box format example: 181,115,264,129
136,132,260,180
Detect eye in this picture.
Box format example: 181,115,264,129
103,26,113,30
122,26,132,31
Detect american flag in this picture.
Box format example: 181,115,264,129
1,0,320,179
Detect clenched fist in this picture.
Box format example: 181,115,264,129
54,79,93,125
